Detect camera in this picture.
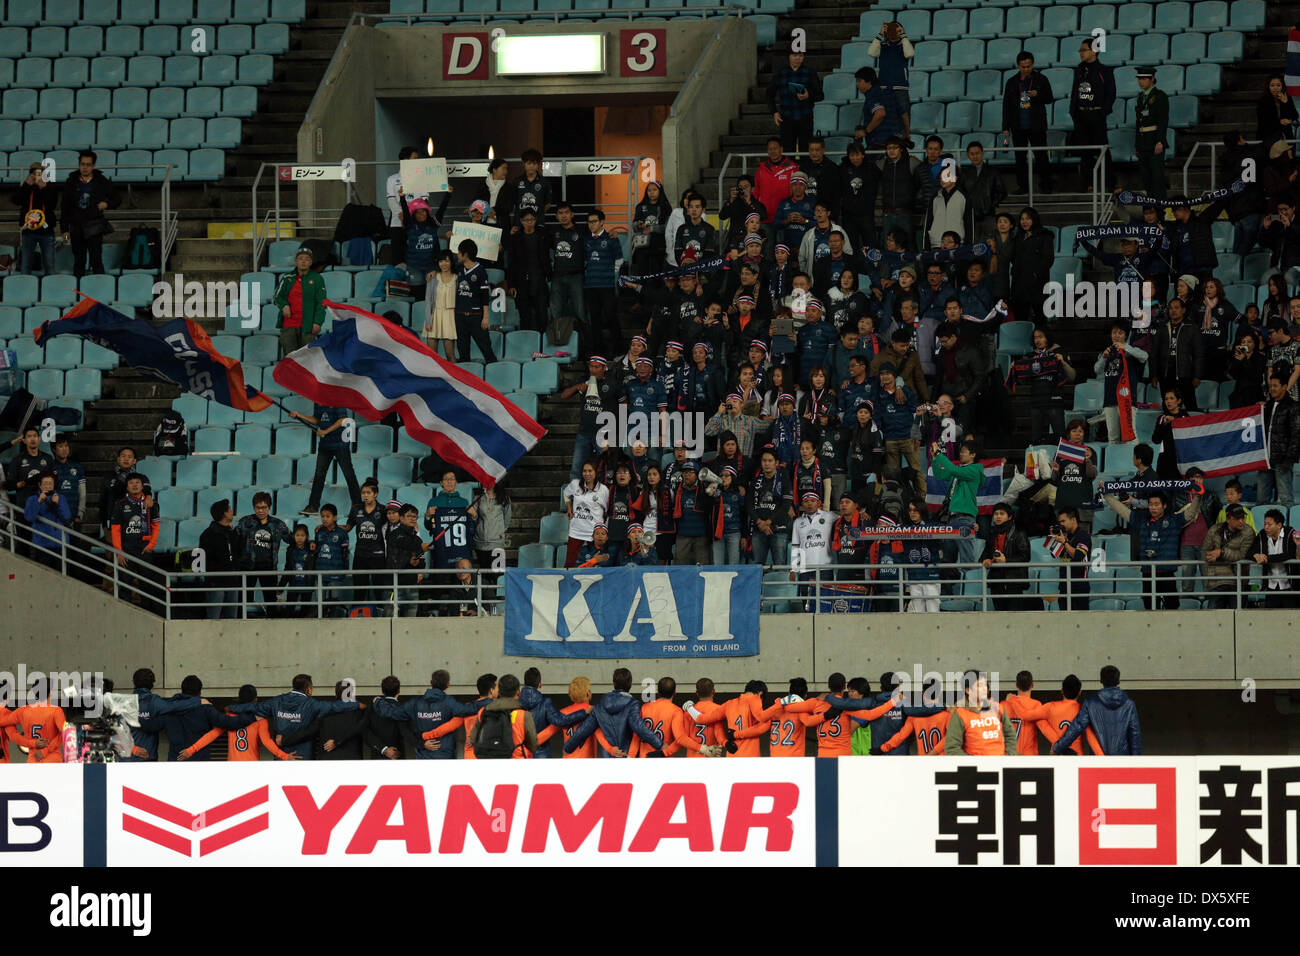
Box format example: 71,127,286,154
1050,524,1062,536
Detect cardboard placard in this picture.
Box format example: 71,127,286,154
450,220,502,261
399,157,449,194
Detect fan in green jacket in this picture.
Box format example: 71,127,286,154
272,246,327,357
929,440,985,565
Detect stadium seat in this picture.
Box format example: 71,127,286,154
42,338,82,372
188,149,224,181
234,424,272,457
186,88,221,121
38,275,76,307
177,517,207,550
997,321,1034,356
912,40,947,70
1117,2,1153,31
222,86,259,116
0,307,21,338
255,457,294,488
23,305,58,335
126,55,164,87
823,72,855,103
377,455,414,487
516,543,555,569
67,26,104,54
117,274,155,308
239,54,274,84
357,424,394,457
16,57,53,87
193,427,233,454
520,360,559,394
504,330,541,360
485,361,522,393
164,55,201,86
1231,0,1265,29
27,368,63,398
538,512,569,545
1184,64,1221,96
2,275,37,307
173,393,209,427
273,425,311,457
928,71,964,103
1193,0,1229,29
159,489,194,520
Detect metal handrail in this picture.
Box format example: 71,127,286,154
1180,135,1300,197
0,162,177,270
718,144,1110,223
251,155,644,271
7,509,1294,619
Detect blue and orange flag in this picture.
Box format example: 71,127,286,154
34,296,271,412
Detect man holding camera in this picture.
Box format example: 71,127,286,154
867,20,915,146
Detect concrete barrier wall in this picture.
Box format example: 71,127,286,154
0,552,163,687
2,552,1294,694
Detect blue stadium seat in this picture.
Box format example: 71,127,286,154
897,9,929,35
1041,6,1077,34
23,305,59,334
255,457,293,487
944,101,979,131
167,117,204,149
839,42,872,73
930,8,966,38
65,367,101,400
218,25,253,54
39,275,77,307
23,119,59,150
2,275,38,307
1185,64,1220,96
255,23,290,53
10,338,44,370
180,87,220,120
234,424,272,457
174,458,213,491
520,359,559,394
273,425,311,457
822,72,855,104
80,274,116,302
58,117,94,147
206,117,242,148
912,40,947,70
484,361,521,393
119,0,158,25
67,26,103,54
947,38,983,69
1118,4,1154,32
239,54,274,84
43,337,81,370
357,424,394,457
104,26,142,54
16,57,52,87
928,70,964,103
46,0,84,25
174,516,205,550
158,488,194,519
377,455,414,487
202,54,238,84
173,393,209,426
31,27,65,55
118,274,155,308
0,307,20,338
1231,0,1265,29
131,117,169,151
1205,31,1243,65
538,511,569,545
95,117,131,149
187,149,224,181
1132,34,1168,66
270,0,305,21
199,0,234,18
164,55,201,86
4,86,37,116
77,342,117,370
222,86,258,116
193,426,233,454
141,25,177,55
243,335,278,366
1193,1,1229,30
74,88,112,118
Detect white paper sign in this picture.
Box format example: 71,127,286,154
400,157,449,194
450,220,503,261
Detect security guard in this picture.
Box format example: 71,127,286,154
1135,66,1170,200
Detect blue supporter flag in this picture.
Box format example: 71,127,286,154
35,296,271,411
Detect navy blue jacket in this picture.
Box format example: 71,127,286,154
583,231,622,288
372,689,486,759
125,688,204,761
519,684,587,758
868,381,918,440
144,694,253,761
564,690,663,755
825,691,945,755
231,691,360,760
1054,685,1141,755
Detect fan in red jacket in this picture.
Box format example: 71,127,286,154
754,138,799,225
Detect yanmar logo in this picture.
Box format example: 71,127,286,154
121,786,269,857
116,778,807,861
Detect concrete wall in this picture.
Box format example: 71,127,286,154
4,550,1295,696
661,17,757,198
299,18,747,213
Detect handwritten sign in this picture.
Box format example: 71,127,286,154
399,157,449,194
450,220,502,261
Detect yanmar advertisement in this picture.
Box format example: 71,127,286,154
104,760,816,866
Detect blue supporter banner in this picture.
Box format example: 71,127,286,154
816,583,870,614
504,565,761,658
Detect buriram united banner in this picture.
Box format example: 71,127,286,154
503,566,761,658
3,758,1296,867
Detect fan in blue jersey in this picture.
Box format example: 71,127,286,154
424,469,475,570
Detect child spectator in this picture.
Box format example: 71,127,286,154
282,524,315,617
313,504,350,618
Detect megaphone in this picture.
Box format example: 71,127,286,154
698,466,722,487
640,530,657,548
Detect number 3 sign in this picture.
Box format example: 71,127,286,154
620,29,666,77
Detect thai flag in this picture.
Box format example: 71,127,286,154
1044,535,1066,558
1289,29,1300,97
925,458,1005,515
1172,405,1269,478
273,301,545,486
1056,439,1088,464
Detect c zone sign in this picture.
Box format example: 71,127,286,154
106,761,815,866
443,32,490,80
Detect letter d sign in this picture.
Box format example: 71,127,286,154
443,33,488,81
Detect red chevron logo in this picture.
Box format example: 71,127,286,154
121,785,269,857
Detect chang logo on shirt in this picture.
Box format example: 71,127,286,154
457,279,471,296
1077,80,1094,103
555,240,573,259
126,516,143,535
254,528,272,549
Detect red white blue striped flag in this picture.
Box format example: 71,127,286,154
1171,405,1268,478
1288,29,1300,97
1056,439,1088,464
925,458,1005,515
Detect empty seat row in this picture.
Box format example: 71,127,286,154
863,0,1262,28
1,273,158,308
0,23,289,57
1,0,306,26
865,1,1252,38
390,0,788,12
23,367,102,400
0,53,274,89
0,117,241,152
0,86,259,120
0,148,223,182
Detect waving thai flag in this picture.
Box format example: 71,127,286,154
1172,405,1268,478
925,458,1005,515
1289,28,1300,97
273,302,545,486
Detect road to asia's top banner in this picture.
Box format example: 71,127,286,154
504,565,761,658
